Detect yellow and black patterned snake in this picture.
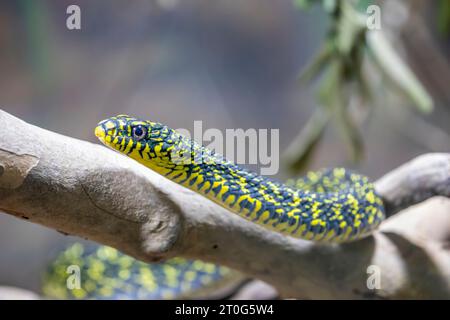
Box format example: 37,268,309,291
42,115,385,299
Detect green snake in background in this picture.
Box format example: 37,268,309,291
42,115,385,299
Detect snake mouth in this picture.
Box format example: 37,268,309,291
94,125,106,142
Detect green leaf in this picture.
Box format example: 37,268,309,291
283,109,330,173
354,46,373,103
336,1,366,54
322,0,337,13
333,95,365,163
353,0,375,13
438,0,450,35
293,0,316,10
367,31,433,113
299,42,334,83
318,58,364,162
317,57,341,106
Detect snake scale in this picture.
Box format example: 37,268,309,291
42,115,385,299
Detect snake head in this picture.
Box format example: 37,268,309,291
95,115,194,168
95,114,149,143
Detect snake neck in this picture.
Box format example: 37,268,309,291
133,135,384,244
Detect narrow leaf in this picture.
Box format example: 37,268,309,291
367,31,433,113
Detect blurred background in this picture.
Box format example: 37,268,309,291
0,0,449,294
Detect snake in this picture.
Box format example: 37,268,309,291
42,114,385,299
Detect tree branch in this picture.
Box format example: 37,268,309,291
1,109,449,299
376,153,450,216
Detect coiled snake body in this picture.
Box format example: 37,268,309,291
43,115,385,299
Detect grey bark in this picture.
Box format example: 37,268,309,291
0,109,449,299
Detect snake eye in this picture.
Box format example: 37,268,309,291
132,125,147,141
